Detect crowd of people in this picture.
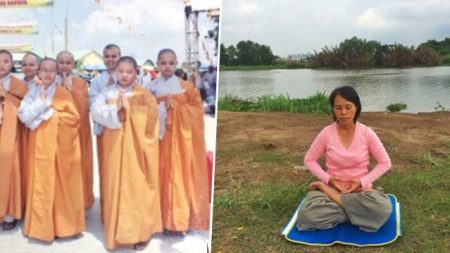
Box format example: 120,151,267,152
0,44,211,251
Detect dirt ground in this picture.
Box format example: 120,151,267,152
213,111,450,252
215,111,450,188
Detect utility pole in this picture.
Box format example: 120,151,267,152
64,17,68,50
184,3,199,75
64,0,70,51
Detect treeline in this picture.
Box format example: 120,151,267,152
220,40,276,66
221,36,450,69
310,36,447,68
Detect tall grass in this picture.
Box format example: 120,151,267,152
218,92,331,114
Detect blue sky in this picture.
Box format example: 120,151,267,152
0,0,220,64
220,0,450,57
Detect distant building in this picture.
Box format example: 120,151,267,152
287,53,309,61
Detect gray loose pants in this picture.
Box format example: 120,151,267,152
297,190,392,232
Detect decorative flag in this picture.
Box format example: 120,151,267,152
0,43,32,52
0,0,53,8
0,23,38,34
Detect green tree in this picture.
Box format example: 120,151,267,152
310,36,382,68
233,40,275,65
415,46,440,66
220,43,229,65
226,45,238,65
382,44,415,67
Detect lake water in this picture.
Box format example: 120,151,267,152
218,67,450,113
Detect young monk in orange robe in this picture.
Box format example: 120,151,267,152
89,44,121,223
19,52,40,212
18,58,85,241
56,51,94,210
148,49,210,235
0,49,28,230
91,56,162,250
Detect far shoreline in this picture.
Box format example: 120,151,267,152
219,64,450,71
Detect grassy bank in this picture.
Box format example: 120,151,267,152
218,93,331,114
213,150,450,253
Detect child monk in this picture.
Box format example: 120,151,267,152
19,52,40,215
18,58,85,241
0,49,28,230
88,44,121,222
56,51,94,211
21,52,39,88
91,56,162,250
148,49,210,235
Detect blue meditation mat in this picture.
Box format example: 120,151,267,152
280,194,402,247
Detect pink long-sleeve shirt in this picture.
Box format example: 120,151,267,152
304,122,391,190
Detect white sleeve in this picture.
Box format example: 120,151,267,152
18,92,53,130
90,91,122,129
88,77,100,108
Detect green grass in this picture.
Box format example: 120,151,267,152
218,92,331,114
386,103,408,112
252,151,298,167
213,153,450,253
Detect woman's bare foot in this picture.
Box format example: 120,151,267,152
309,181,326,190
309,181,343,207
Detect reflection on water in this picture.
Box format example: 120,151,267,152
219,67,450,112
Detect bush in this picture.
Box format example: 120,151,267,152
218,92,331,114
386,103,407,112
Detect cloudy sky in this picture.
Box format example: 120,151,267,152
220,0,450,57
0,0,220,64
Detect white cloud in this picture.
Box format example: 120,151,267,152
221,0,450,56
357,8,396,30
235,1,260,15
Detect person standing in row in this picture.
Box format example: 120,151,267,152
91,56,161,250
56,51,94,211
88,44,121,223
21,53,39,89
18,58,85,241
0,49,28,231
19,53,40,205
148,49,210,235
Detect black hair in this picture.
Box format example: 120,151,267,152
103,44,121,55
117,56,139,74
38,57,57,70
329,86,362,123
0,49,16,73
22,52,40,63
56,50,74,62
157,48,177,61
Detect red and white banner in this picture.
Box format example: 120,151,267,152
0,0,53,8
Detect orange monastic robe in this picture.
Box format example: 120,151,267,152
0,76,28,222
91,83,162,250
68,76,94,209
155,79,210,232
21,84,85,241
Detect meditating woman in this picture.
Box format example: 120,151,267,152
297,86,392,233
